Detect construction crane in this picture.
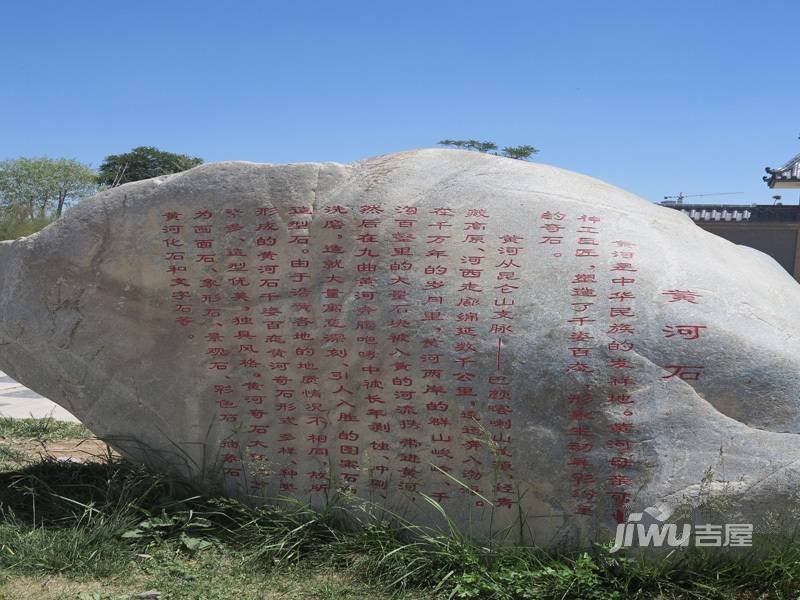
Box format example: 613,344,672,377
662,191,743,204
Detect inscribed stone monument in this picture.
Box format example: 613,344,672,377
1,149,799,549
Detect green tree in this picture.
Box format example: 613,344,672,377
0,157,97,220
438,139,539,160
97,146,204,187
500,145,538,161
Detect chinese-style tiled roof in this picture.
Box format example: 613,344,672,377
662,203,800,222
764,153,800,188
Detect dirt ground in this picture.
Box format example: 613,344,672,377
0,574,142,600
5,437,116,464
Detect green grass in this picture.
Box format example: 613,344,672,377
0,420,799,599
0,417,93,441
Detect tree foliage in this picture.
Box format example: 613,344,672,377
97,146,204,187
438,139,499,153
438,139,539,160
500,145,538,160
0,157,97,221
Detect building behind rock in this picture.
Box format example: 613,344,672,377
659,150,800,281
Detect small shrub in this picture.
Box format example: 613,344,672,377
0,216,53,240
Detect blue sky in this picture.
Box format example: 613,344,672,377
1,1,797,205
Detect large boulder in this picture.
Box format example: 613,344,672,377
1,149,799,549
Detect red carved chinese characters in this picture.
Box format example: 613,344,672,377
158,201,520,511
605,237,638,524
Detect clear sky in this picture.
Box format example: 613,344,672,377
2,1,798,205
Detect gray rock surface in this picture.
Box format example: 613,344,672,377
1,149,799,549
